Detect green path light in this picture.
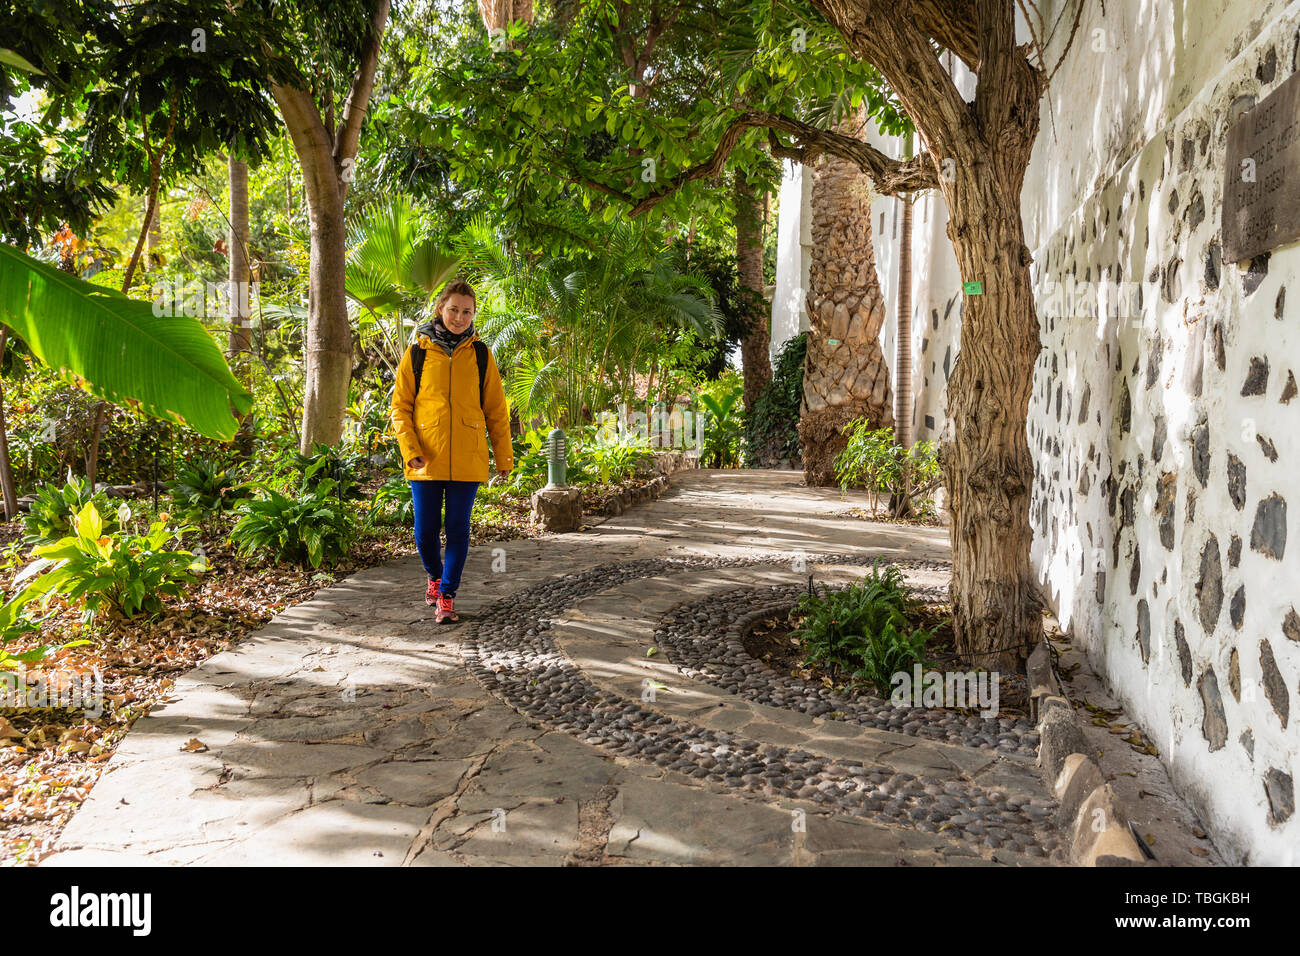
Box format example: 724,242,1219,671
545,428,568,488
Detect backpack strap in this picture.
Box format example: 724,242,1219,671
409,339,486,410
474,340,488,410
410,342,426,398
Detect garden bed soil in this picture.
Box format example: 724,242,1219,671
741,602,1031,718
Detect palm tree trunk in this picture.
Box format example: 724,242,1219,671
798,113,893,486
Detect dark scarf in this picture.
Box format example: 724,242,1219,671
417,316,475,356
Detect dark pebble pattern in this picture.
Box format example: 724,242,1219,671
654,584,1041,756
463,554,1063,860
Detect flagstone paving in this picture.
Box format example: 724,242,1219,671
40,470,1188,866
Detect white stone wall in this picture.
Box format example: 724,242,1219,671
1024,0,1300,864
769,159,813,363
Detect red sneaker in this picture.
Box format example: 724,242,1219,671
425,578,441,606
435,594,459,623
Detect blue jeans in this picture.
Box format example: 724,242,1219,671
410,480,479,598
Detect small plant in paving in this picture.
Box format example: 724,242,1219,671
791,562,933,695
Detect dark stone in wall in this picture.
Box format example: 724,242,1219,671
1078,383,1091,423
1213,323,1226,371
1055,383,1062,421
1198,667,1228,751
1276,286,1286,320
1167,189,1179,215
1230,586,1246,629
1129,543,1141,596
1228,454,1247,510
943,346,951,381
1229,535,1242,568
1229,648,1241,701
1260,640,1289,729
1192,421,1211,486
1095,570,1106,605
1250,494,1287,560
1157,472,1177,550
1257,434,1278,461
1242,357,1270,396
1174,620,1192,685
1258,45,1278,82
1162,257,1182,303
924,414,935,430
1283,607,1300,643
1205,242,1221,290
1146,334,1163,389
1282,370,1297,404
1118,381,1132,435
1188,191,1205,230
1120,484,1136,528
1265,768,1294,825
1243,253,1270,296
1241,730,1255,758
1136,599,1151,663
1198,534,1223,633
1188,488,1198,521
1152,415,1166,463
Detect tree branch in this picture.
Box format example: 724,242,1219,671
334,0,392,195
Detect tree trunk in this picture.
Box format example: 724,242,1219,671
271,0,390,454
798,121,893,487
228,156,255,457
734,169,771,413
893,134,914,451
938,154,1041,672
0,327,19,521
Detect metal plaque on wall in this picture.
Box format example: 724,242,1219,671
1222,69,1300,264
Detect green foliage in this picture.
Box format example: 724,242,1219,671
792,563,932,694
8,502,200,624
170,458,250,520
571,426,656,485
0,243,253,441
21,477,118,548
743,332,806,466
834,421,943,519
230,465,355,569
366,472,414,528
699,372,744,468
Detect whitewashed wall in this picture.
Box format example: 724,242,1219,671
1024,0,1299,864
769,0,1300,864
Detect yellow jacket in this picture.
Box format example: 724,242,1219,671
390,330,514,482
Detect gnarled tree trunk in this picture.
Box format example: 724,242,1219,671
734,169,771,412
799,125,893,487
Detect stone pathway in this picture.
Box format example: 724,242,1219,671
42,471,1130,865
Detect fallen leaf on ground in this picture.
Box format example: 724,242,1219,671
180,738,208,753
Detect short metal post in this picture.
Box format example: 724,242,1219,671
545,428,567,488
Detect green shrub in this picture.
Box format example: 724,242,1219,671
365,472,414,527
230,465,355,569
698,373,744,468
9,502,200,623
170,457,250,520
572,428,655,484
21,477,118,548
791,562,933,694
834,420,942,519
743,332,806,466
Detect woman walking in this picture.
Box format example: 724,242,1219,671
391,279,513,623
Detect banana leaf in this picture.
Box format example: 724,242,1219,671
0,243,252,440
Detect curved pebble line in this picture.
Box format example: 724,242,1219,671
463,554,1063,859
653,583,1041,756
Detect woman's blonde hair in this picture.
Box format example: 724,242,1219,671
433,278,477,319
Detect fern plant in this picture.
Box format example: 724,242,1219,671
791,562,933,694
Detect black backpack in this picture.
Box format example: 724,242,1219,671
410,339,489,409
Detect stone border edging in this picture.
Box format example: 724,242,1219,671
1033,651,1149,865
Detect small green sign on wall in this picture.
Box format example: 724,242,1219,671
962,280,983,295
